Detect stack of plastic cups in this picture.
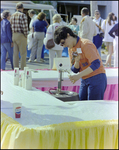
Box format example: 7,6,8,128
24,69,32,90
22,67,29,88
14,68,19,85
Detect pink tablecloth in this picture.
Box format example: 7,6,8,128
1,68,118,101
36,67,118,101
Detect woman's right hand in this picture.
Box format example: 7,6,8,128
72,52,80,61
71,52,80,65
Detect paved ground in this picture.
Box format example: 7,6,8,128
5,49,114,70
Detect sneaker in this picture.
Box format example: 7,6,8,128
34,59,40,63
40,58,45,62
28,59,32,62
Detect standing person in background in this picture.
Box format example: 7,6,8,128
29,12,49,63
108,22,119,67
101,12,116,67
93,10,104,56
68,17,79,35
28,10,45,62
28,9,37,33
40,27,47,62
43,14,63,69
27,9,37,62
1,10,14,70
79,7,97,42
10,2,28,70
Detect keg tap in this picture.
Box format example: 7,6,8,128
58,63,70,93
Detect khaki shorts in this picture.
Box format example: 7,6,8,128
105,42,113,46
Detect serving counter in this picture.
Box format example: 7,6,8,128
1,71,118,149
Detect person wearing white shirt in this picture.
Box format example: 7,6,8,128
101,12,116,67
109,22,119,68
44,14,63,69
79,7,97,42
28,9,37,32
93,10,104,56
27,10,37,62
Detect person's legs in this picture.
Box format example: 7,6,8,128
105,43,109,67
108,44,113,67
3,43,14,69
12,33,19,68
79,79,88,100
6,52,9,62
97,46,101,56
14,33,27,70
19,34,27,70
56,50,62,58
29,36,37,61
105,43,113,67
49,50,56,69
88,73,107,100
1,44,7,70
41,45,45,59
36,32,44,62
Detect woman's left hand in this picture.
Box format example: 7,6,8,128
68,74,81,84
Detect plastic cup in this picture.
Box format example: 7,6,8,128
13,103,22,118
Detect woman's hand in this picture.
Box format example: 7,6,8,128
11,42,13,47
74,53,80,62
44,16,46,21
68,74,81,84
71,52,80,65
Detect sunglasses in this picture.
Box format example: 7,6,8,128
60,38,66,46
95,13,100,15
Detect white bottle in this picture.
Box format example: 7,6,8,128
24,69,32,90
22,67,29,88
14,68,19,85
19,74,22,87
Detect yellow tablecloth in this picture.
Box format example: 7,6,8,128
1,112,118,149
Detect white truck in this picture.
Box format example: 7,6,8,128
1,1,59,27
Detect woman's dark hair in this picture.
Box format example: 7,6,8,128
107,12,115,25
54,26,78,45
72,17,77,23
2,10,10,19
37,12,46,21
81,7,89,15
